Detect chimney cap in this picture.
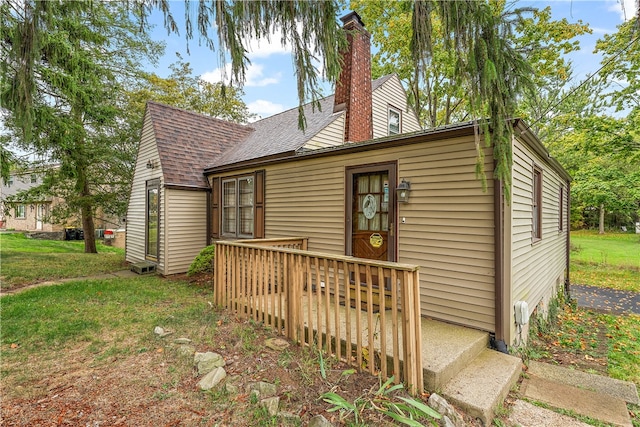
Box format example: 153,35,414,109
340,11,365,27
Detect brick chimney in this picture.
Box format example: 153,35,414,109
334,12,373,143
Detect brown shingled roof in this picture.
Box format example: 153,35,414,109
146,102,253,188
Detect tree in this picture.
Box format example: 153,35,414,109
595,17,640,112
3,0,571,202
127,57,255,123
1,0,162,253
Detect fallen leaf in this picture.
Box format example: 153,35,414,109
10,343,18,349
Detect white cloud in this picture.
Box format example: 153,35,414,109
244,29,291,59
247,100,286,119
201,62,281,87
607,0,637,21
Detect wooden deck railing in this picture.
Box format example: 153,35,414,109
214,239,423,394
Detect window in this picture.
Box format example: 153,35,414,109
223,176,254,237
15,204,25,219
211,171,265,240
146,180,159,259
532,166,542,241
559,186,564,232
7,175,13,187
31,174,37,183
388,107,401,135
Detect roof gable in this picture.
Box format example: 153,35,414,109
145,102,253,188
206,75,401,170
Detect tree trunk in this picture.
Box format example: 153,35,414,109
79,167,97,253
599,204,605,234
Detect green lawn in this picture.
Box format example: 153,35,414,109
571,230,640,292
0,232,126,289
1,276,215,354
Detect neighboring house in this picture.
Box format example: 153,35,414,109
126,12,570,348
1,168,62,232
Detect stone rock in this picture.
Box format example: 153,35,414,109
174,337,192,344
308,414,334,427
248,381,277,398
194,352,225,375
264,337,290,351
261,396,280,417
225,382,239,395
153,326,173,338
428,393,466,427
440,415,457,427
176,345,196,357
198,367,226,390
278,411,301,423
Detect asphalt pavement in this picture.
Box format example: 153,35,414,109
570,283,640,314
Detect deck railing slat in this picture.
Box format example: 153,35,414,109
213,239,422,394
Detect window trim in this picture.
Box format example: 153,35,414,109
532,165,543,242
145,179,160,261
388,105,402,136
559,186,564,232
221,175,255,239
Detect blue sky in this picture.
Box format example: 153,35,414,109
145,0,636,120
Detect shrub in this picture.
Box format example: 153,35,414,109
187,245,215,277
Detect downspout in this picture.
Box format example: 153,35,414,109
493,178,508,353
565,181,571,299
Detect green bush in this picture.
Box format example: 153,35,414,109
187,245,215,277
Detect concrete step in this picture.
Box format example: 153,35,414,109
421,318,489,390
441,348,522,425
521,375,633,427
527,360,639,405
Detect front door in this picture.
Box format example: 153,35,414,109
346,163,397,263
36,204,44,230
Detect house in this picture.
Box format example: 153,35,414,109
1,168,62,233
126,12,570,348
1,165,123,239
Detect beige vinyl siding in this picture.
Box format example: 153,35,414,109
372,75,421,138
126,114,164,269
211,134,495,331
163,188,208,275
302,114,345,150
510,137,568,345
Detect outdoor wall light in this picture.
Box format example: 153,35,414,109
396,179,411,203
146,159,156,169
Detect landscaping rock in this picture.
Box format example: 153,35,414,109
153,326,173,338
264,337,290,351
176,345,196,357
197,367,226,390
278,411,301,424
428,393,465,427
174,337,192,344
194,352,225,375
260,396,280,416
248,381,277,398
308,414,334,427
225,381,239,395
